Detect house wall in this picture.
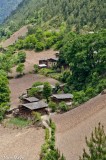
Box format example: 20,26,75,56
47,61,57,68
18,106,47,119
51,97,72,104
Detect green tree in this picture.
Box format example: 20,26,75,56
33,64,39,73
16,63,24,76
79,123,106,160
43,82,52,102
18,51,26,63
0,70,10,121
49,101,57,112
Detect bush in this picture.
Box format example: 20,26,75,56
73,90,87,105
17,51,26,63
59,102,69,112
28,87,40,97
33,64,39,73
16,63,24,76
32,112,41,124
35,42,45,51
32,81,43,87
49,101,57,112
39,68,55,76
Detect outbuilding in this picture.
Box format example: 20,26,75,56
51,93,73,104
19,100,48,117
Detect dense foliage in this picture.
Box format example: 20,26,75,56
14,28,63,51
0,70,10,121
79,123,106,160
59,29,106,105
0,0,105,39
0,0,22,24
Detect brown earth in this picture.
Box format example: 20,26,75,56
1,26,28,48
0,126,44,160
52,94,106,160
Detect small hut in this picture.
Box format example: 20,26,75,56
47,58,58,68
51,93,73,104
19,100,48,118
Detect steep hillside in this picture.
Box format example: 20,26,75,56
1,0,105,36
0,0,23,24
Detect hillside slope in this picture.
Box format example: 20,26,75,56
0,0,23,24
52,93,106,160
1,0,106,34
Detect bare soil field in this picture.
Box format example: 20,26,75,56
9,49,57,77
0,126,44,160
9,74,58,108
1,26,28,48
52,94,106,160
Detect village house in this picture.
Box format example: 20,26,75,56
51,93,73,105
18,100,48,118
47,58,58,68
39,57,58,68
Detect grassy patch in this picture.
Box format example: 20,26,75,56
8,117,31,128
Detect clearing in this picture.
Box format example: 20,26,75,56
9,73,58,108
9,49,57,77
52,94,106,160
1,26,28,48
0,126,44,160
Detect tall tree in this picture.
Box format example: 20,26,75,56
79,123,106,160
43,82,52,102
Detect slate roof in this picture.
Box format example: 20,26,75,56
52,94,73,99
23,97,39,102
21,100,48,110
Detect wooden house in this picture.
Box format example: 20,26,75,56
47,58,58,68
19,100,48,118
39,57,58,68
51,93,73,105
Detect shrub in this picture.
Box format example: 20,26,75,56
32,81,43,87
16,63,24,76
17,51,26,63
28,87,40,97
59,101,69,112
35,42,45,51
32,112,41,124
73,90,86,105
33,64,39,73
49,101,57,112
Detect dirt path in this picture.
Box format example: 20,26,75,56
52,94,106,160
1,26,28,48
0,126,44,160
9,74,58,108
